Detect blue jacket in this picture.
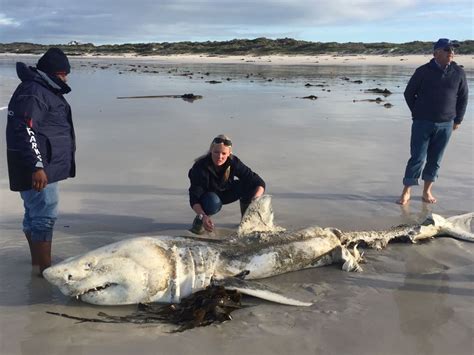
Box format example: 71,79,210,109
6,62,76,191
188,154,265,207
404,59,468,124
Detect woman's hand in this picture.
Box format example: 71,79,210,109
203,215,215,232
253,186,265,199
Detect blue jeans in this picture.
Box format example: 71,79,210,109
403,120,453,186
200,181,254,216
20,182,59,242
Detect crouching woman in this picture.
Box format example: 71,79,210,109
188,135,265,234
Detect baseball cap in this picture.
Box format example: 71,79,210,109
433,38,460,51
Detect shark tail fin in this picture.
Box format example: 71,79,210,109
214,277,312,307
446,212,474,230
444,212,474,242
429,212,474,242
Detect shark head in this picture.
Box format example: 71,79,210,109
43,237,172,305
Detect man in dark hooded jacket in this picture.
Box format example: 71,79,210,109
6,48,76,275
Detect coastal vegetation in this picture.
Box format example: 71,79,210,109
1,38,473,56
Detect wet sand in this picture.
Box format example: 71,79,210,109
0,54,473,355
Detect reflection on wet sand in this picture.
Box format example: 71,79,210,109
394,258,453,355
399,202,432,224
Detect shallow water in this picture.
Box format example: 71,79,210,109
0,56,473,355
1,56,472,226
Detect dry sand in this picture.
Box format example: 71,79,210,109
120,53,474,68
0,54,473,355
2,52,473,68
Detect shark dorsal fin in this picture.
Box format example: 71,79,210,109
237,195,285,236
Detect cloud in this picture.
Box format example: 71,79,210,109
0,13,20,26
0,0,471,44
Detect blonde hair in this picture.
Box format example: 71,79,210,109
195,134,233,181
208,134,232,152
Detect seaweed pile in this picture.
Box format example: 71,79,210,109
47,285,244,332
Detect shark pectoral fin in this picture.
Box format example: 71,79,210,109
333,246,363,272
214,277,312,307
352,244,365,264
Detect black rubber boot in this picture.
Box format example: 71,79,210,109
189,215,205,235
25,231,39,266
240,200,250,217
32,241,52,276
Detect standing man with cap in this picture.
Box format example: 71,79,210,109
6,48,76,275
397,38,468,205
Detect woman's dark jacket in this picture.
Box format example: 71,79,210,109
6,62,76,191
188,154,265,207
404,59,468,124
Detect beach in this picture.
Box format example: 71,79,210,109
2,53,474,68
0,53,473,355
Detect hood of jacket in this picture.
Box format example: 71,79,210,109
16,62,71,95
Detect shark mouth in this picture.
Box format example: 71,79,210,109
75,283,118,299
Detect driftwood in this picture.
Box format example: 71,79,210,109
353,97,393,108
116,93,202,102
364,88,392,96
353,97,384,103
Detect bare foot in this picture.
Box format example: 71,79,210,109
422,193,437,204
397,191,411,205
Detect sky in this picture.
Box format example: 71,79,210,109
0,0,472,45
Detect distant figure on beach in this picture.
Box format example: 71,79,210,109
6,48,76,274
188,134,265,234
397,38,468,205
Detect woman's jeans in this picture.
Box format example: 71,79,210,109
20,182,59,242
403,120,453,186
200,181,254,215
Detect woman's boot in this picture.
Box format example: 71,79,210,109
240,200,250,217
25,232,39,265
32,241,52,276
